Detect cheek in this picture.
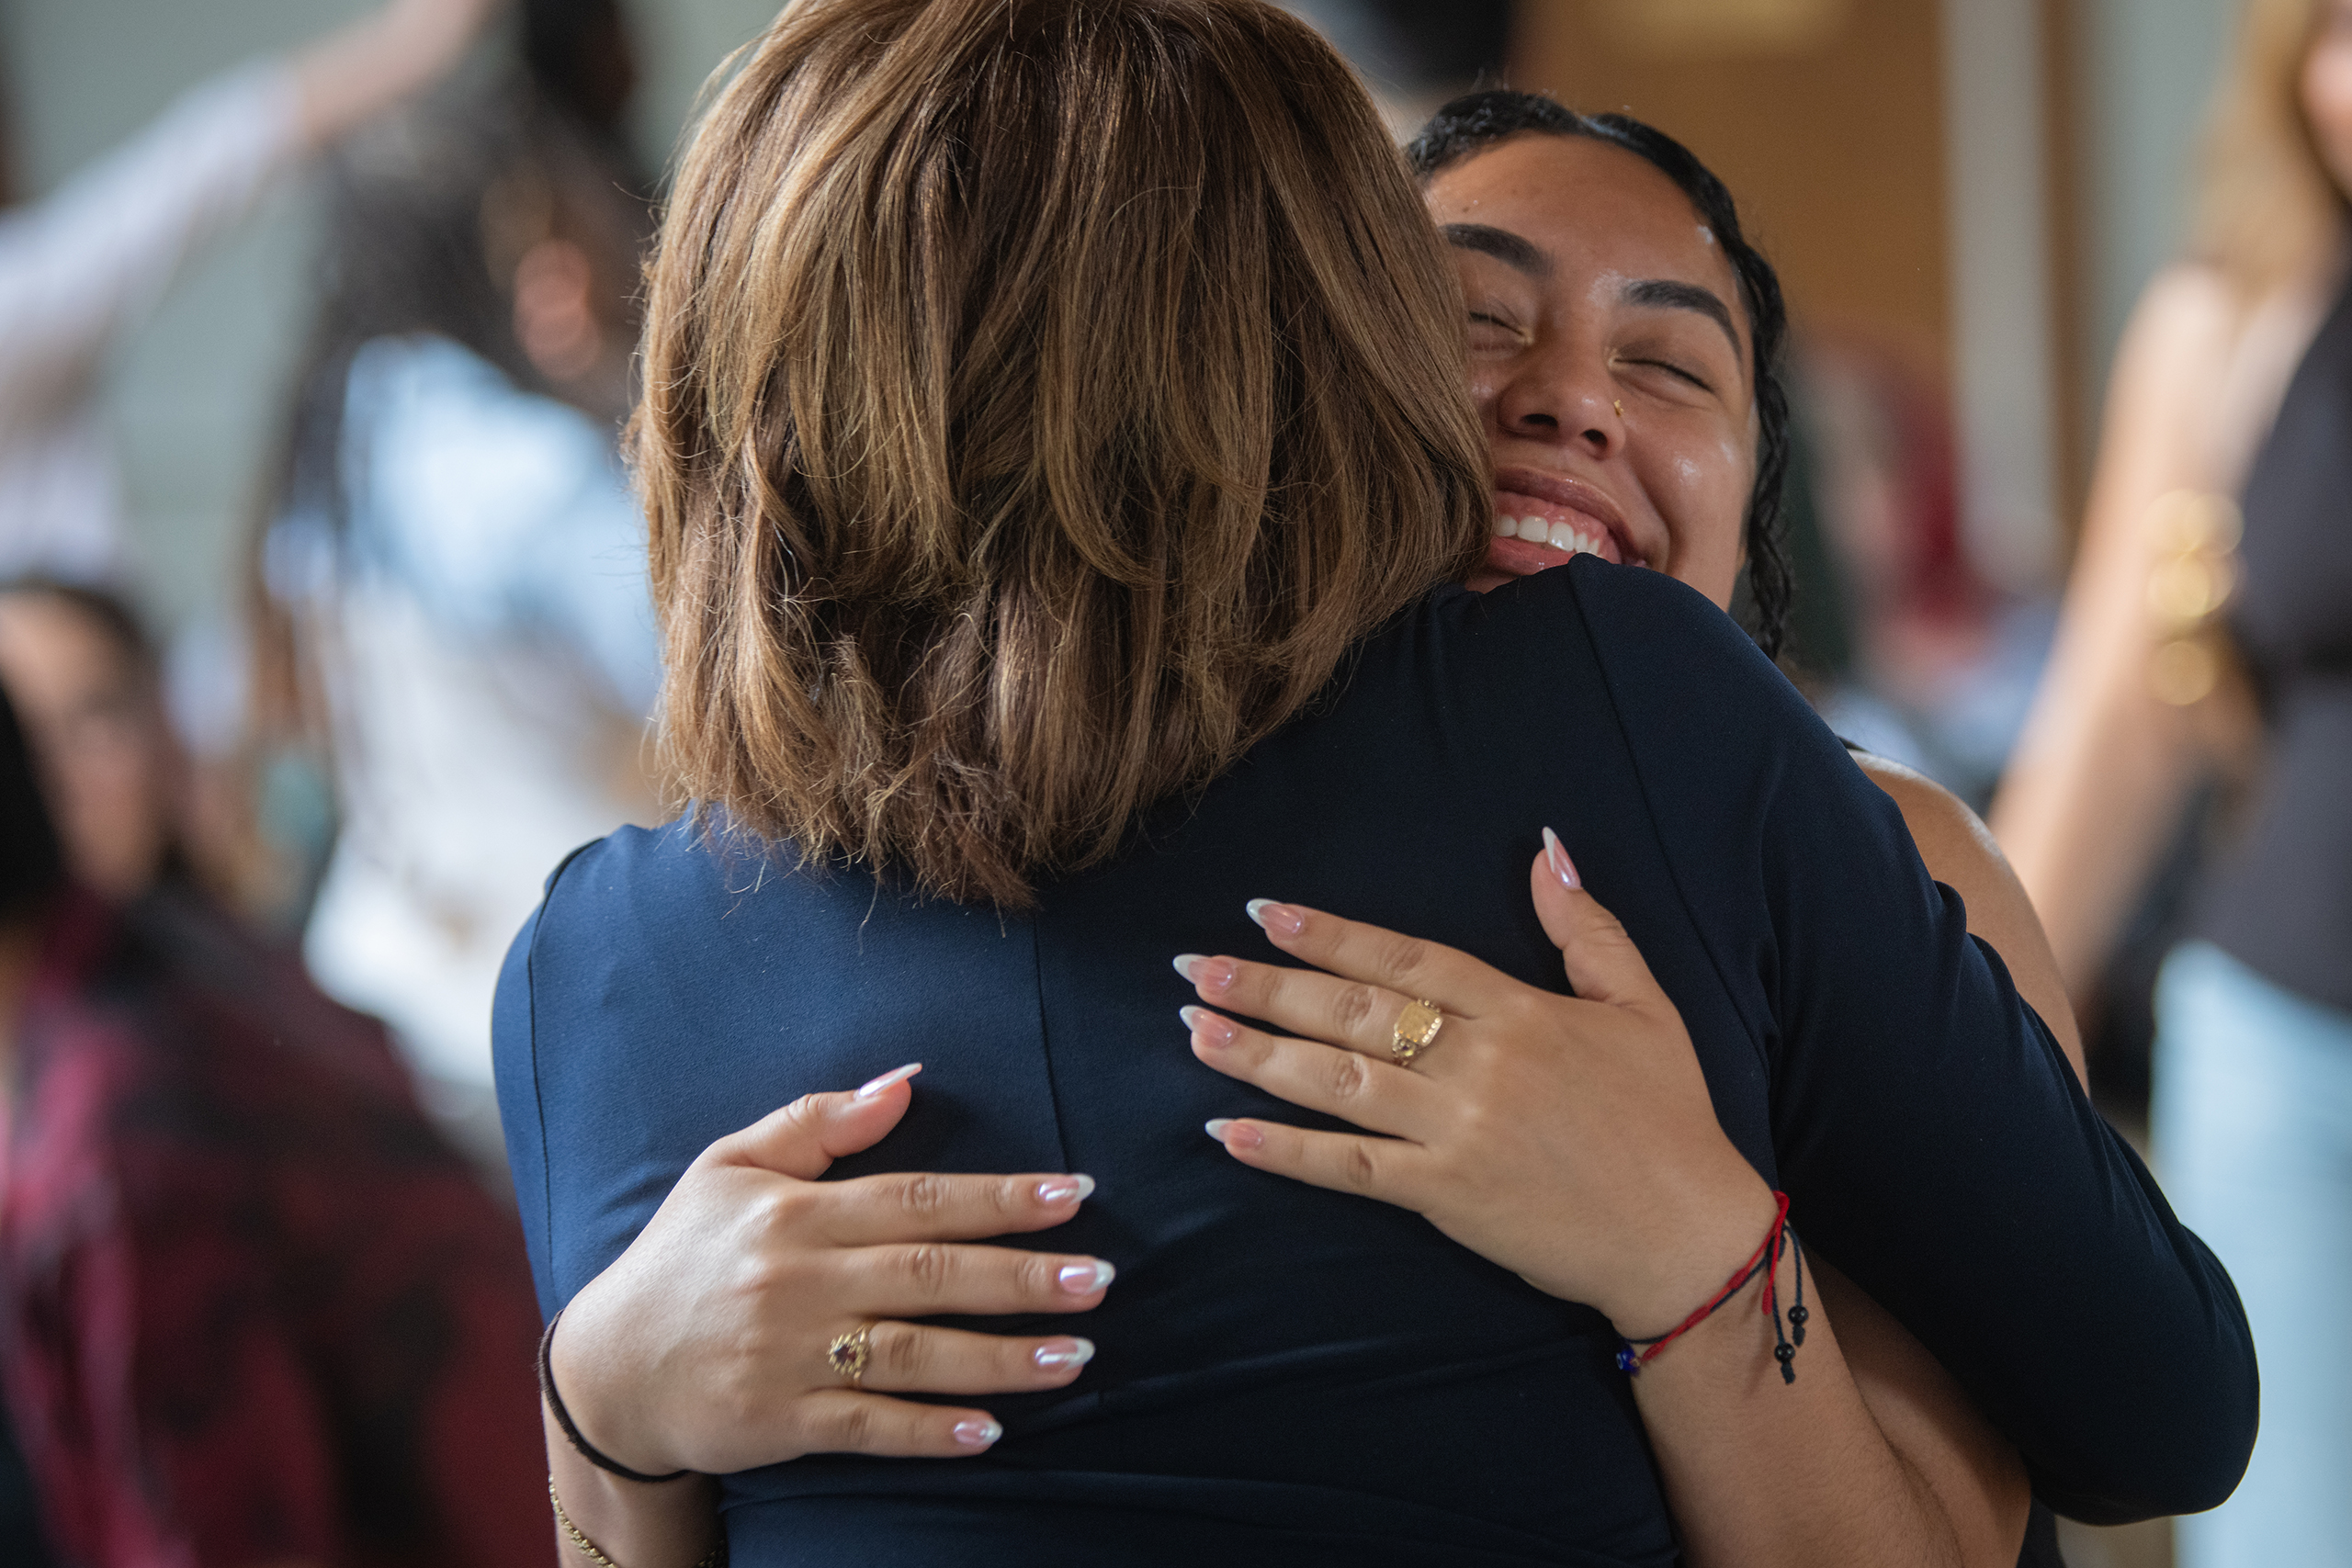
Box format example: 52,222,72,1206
1647,437,1753,605
1464,365,1507,423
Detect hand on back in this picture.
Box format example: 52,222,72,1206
1177,831,1774,1338
548,1068,1112,1474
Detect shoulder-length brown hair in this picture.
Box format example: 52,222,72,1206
2192,0,2351,299
636,0,1488,907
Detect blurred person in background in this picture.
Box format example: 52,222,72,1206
0,675,552,1566
0,580,303,919
0,0,505,582
1994,0,2352,1561
259,6,659,1168
0,583,187,904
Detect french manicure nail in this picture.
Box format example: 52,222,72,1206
1207,1119,1263,1151
1245,899,1304,937
1181,1006,1238,1047
1172,953,1237,992
1542,828,1581,891
1036,1175,1096,1204
855,1062,923,1099
1058,1259,1116,1293
954,1418,1003,1449
1034,1337,1096,1370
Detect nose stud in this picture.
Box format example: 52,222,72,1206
1613,400,1623,418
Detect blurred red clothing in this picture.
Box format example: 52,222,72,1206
0,886,551,1568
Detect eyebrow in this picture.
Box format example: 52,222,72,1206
1623,278,1744,364
1440,222,1552,278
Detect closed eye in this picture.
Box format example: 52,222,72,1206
1467,310,1530,349
1632,358,1713,392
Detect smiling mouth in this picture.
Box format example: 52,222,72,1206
1480,486,1635,581
1490,507,1618,562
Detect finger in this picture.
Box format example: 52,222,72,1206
1204,1116,1422,1207
819,1169,1098,1247
710,1064,925,1180
1240,898,1519,1021
1183,1006,1431,1131
1176,953,1412,1060
792,1388,1010,1458
1532,829,1668,1010
854,1322,1098,1396
843,1241,1117,1318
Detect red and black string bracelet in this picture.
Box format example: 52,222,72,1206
1615,1190,1809,1384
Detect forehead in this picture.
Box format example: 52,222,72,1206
1423,133,1745,321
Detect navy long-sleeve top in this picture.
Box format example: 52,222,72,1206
496,560,2255,1565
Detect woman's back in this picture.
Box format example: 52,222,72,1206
502,561,2244,1562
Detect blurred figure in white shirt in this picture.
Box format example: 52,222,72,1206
261,11,657,1166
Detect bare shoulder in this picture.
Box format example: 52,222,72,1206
1851,753,2087,1083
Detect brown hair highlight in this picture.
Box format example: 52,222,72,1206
635,0,1488,907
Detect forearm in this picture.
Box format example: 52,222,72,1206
545,1404,722,1568
1631,1236,1964,1568
290,0,497,151
1990,619,2204,998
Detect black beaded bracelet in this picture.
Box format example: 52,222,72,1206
538,1308,695,1483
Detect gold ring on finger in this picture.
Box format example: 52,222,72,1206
1390,998,1444,1066
827,1323,877,1389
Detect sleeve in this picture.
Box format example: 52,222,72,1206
1571,563,2257,1523
0,62,303,425
493,839,606,1321
492,897,560,1320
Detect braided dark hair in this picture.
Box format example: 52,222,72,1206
1407,92,1794,659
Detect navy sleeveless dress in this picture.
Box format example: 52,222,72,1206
497,560,2254,1565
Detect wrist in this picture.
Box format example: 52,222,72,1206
547,1293,691,1481
1596,1172,1780,1339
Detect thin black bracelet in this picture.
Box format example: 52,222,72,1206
538,1308,695,1483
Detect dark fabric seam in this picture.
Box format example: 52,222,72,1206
1559,564,1777,1099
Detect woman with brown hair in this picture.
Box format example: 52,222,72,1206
1994,0,2352,1560
500,2,2250,1563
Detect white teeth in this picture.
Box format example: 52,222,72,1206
1544,520,1605,557
1496,513,1606,558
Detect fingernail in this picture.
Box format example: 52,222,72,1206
1171,953,1237,992
954,1418,1003,1449
1181,1006,1238,1047
1058,1259,1116,1293
1035,1175,1096,1204
1245,899,1305,937
855,1063,923,1099
1205,1118,1263,1150
1542,828,1581,891
1034,1337,1095,1370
